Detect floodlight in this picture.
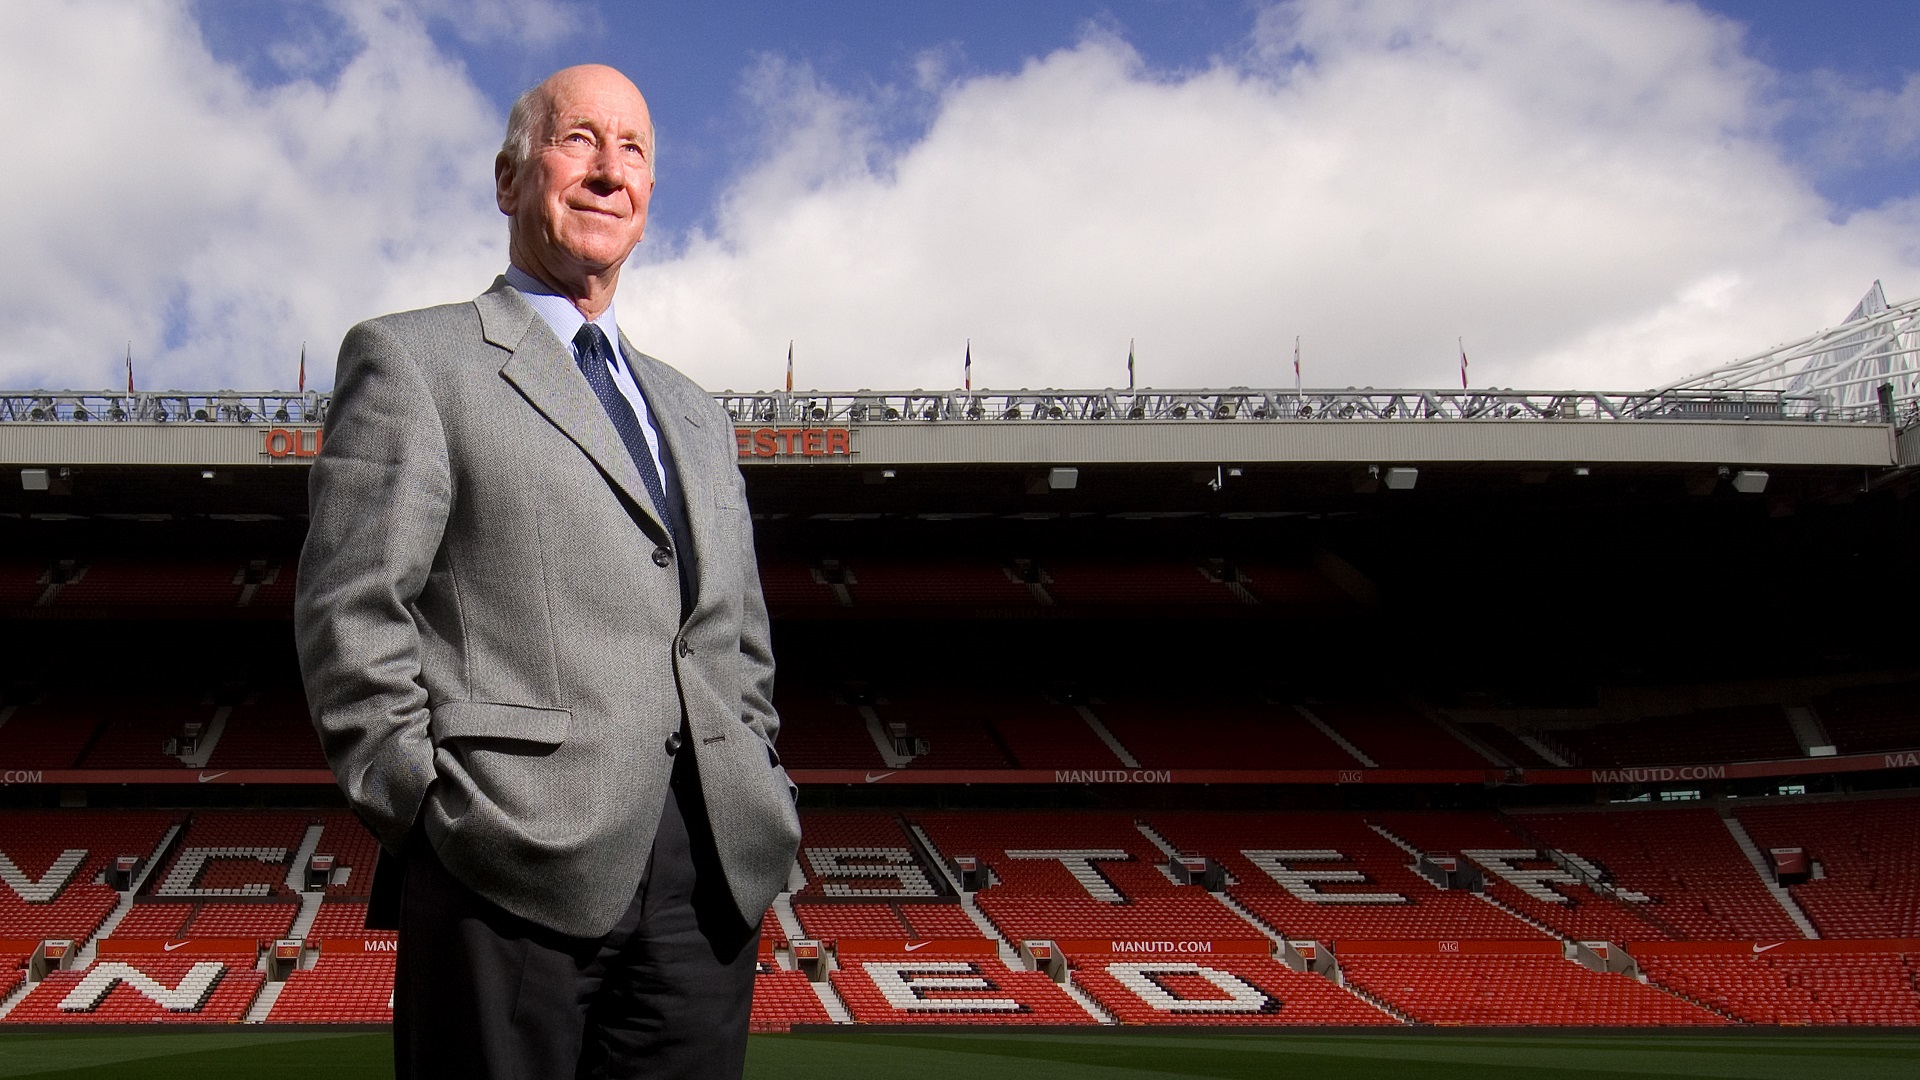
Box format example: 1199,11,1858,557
1732,470,1769,494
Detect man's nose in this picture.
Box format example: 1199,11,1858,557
584,142,623,190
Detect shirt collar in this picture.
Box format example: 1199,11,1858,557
504,265,623,365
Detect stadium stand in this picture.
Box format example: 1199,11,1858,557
74,698,214,769
0,811,181,942
795,904,917,941
1557,706,1805,767
1632,944,1920,1026
48,560,248,610
750,965,830,1031
1090,699,1361,770
5,944,264,1024
207,693,328,769
839,559,1035,608
766,687,885,770
1372,811,1673,942
872,696,1014,769
829,941,1091,1024
1147,812,1543,941
912,812,1266,944
149,812,309,900
1734,795,1920,938
1507,808,1805,940
756,558,840,614
109,904,193,940
1041,560,1241,607
1304,702,1491,768
1234,561,1349,606
981,697,1125,769
793,812,941,899
307,903,391,941
1065,947,1394,1026
1811,681,1920,755
181,902,298,939
1335,943,1728,1026
0,697,104,768
0,947,27,1004
0,559,42,607
1457,723,1554,767
269,948,394,1023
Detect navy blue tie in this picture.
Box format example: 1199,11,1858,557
573,322,677,549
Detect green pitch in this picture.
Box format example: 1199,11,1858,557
0,1030,1915,1079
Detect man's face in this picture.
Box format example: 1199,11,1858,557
497,67,655,283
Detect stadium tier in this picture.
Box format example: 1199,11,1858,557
1333,942,1728,1026
1630,943,1920,1026
4,798,1920,1027
2,372,1918,1032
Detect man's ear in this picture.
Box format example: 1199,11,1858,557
494,152,517,215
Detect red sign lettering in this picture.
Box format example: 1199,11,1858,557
734,427,854,459
262,428,323,459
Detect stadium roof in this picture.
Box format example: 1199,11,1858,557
0,386,1902,472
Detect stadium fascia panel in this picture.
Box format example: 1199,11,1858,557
0,389,1900,470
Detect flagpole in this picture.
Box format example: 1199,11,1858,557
1127,338,1135,391
1293,335,1302,395
125,342,134,395
1459,337,1469,390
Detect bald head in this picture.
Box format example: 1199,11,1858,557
495,64,657,318
503,65,657,177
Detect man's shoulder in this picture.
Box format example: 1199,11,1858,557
350,297,487,344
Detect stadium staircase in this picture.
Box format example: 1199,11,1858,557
1291,705,1377,766
1716,811,1820,939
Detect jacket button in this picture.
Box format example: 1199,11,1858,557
652,546,672,568
665,731,683,755
677,638,693,657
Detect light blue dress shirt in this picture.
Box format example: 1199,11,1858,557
504,265,669,491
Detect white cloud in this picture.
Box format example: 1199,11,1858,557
0,0,504,390
620,0,1920,394
0,0,1914,396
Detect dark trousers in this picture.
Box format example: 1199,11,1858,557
394,759,759,1080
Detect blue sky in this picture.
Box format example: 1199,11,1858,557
3,1,1917,392
192,0,1920,237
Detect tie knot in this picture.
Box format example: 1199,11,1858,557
574,321,611,365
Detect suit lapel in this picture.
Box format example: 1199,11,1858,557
622,334,713,613
478,282,672,544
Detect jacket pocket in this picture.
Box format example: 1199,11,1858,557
429,701,572,745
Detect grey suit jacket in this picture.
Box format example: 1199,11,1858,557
294,279,800,938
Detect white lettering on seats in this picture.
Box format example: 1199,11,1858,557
1002,850,1130,902
1107,963,1273,1013
863,962,1024,1012
1463,849,1624,905
58,962,225,1012
0,849,85,902
1242,850,1407,904
154,847,288,898
803,848,936,897
1556,851,1651,903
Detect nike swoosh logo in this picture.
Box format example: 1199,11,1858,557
904,941,930,951
1752,942,1785,953
197,772,228,783
163,941,188,951
864,772,895,784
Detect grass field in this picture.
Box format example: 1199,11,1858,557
0,1030,1916,1079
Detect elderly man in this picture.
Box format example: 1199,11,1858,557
294,65,798,1079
